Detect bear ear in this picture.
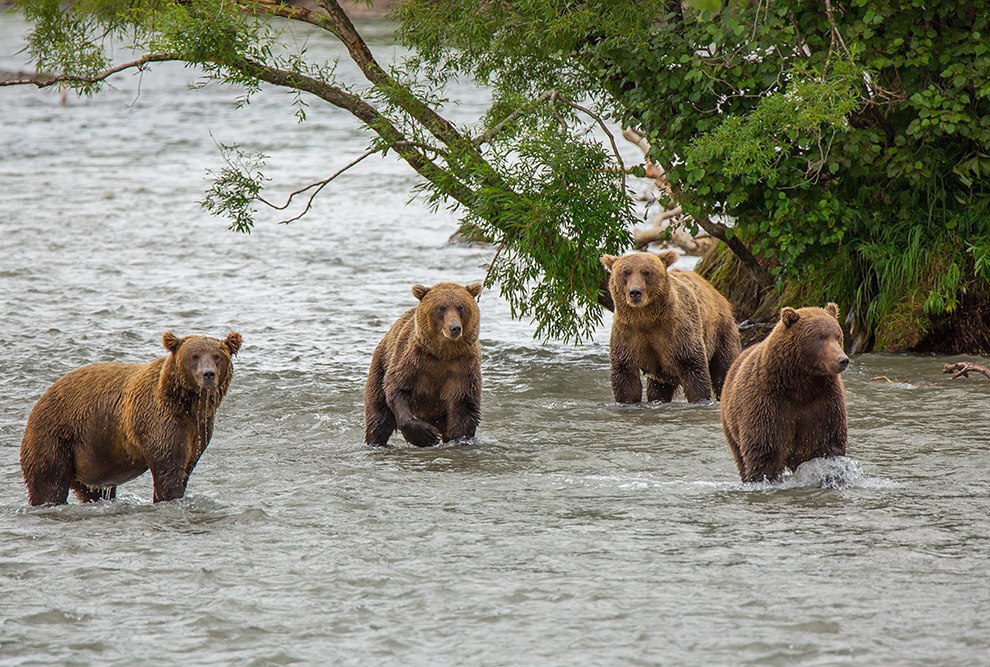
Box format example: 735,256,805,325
224,332,243,357
825,302,839,319
412,284,431,301
658,250,679,268
162,331,183,353
465,282,483,299
600,255,618,272
781,307,800,328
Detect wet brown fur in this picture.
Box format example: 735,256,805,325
365,282,483,446
601,251,740,403
20,332,242,505
720,304,849,482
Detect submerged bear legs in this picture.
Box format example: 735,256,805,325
388,389,441,447
71,483,116,503
646,376,677,402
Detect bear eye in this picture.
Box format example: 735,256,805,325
456,305,465,315
213,354,221,362
642,270,651,278
192,354,200,361
622,269,632,277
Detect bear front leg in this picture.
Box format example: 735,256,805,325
609,334,642,403
740,442,786,483
676,352,713,403
808,392,849,460
443,395,481,442
388,389,441,447
148,432,188,502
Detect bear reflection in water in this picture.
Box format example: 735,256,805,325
20,331,242,505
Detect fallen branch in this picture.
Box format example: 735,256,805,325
942,362,990,381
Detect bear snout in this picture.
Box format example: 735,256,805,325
836,355,850,372
448,323,462,338
626,287,646,306
196,360,221,389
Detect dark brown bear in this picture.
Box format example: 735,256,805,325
720,304,849,482
20,331,242,505
365,282,482,447
600,250,740,403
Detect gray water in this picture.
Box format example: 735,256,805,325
2,14,989,666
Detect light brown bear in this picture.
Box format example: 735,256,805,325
20,331,242,505
720,304,849,482
365,282,482,447
600,250,740,403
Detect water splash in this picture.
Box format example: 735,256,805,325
779,456,892,490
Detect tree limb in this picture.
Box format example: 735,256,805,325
0,53,180,89
227,56,478,206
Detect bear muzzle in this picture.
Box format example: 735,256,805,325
626,287,646,306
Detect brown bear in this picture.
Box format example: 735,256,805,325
365,282,482,447
720,303,849,482
600,250,740,403
20,331,242,505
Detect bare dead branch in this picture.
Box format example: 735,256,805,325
943,362,990,381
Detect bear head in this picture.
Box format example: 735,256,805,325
600,251,679,310
777,303,849,375
411,282,482,349
163,331,242,392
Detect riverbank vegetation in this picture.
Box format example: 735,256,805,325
6,0,989,352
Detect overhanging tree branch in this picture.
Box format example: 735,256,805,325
0,53,180,88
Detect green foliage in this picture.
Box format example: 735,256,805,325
14,0,990,347
466,125,632,341
200,142,269,234
396,0,990,349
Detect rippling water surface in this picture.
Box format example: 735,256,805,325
2,14,989,665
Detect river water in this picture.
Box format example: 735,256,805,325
2,13,989,666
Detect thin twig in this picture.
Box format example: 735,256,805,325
560,97,627,192
473,90,557,146
483,242,506,292
256,149,377,224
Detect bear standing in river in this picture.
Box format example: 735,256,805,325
600,251,740,403
720,304,849,482
20,331,242,505
365,282,482,446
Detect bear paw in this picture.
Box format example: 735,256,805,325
400,421,441,447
